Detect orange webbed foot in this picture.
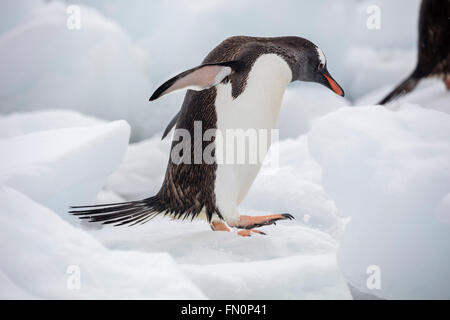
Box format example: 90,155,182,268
210,221,230,232
231,213,294,229
237,229,266,237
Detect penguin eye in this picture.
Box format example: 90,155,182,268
318,62,324,71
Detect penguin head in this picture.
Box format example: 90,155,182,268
286,38,344,97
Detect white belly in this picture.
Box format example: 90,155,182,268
213,54,292,223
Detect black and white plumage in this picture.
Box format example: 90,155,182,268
379,0,450,104
70,36,344,234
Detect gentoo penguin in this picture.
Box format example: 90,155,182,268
70,36,344,236
379,0,450,104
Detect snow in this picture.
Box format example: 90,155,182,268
91,220,350,299
343,46,417,100
0,0,371,141
0,186,204,299
0,1,170,141
0,0,425,139
242,135,345,235
86,121,351,299
351,0,421,49
0,110,351,299
0,120,204,299
103,135,171,200
0,120,131,224
342,0,422,100
309,104,450,299
0,109,105,138
356,79,450,114
278,84,350,139
1,0,449,300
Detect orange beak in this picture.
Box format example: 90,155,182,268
322,72,344,96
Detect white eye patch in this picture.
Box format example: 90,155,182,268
316,47,326,67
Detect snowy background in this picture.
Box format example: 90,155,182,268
0,0,449,299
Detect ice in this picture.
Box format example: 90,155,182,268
343,46,417,100
0,186,204,299
72,0,355,82
91,220,350,299
242,135,345,235
0,109,104,138
278,84,350,139
0,0,44,35
181,248,348,299
0,1,170,141
351,0,421,49
0,109,351,299
0,0,355,142
436,193,450,225
0,119,131,224
342,0,422,100
0,0,426,141
1,0,449,300
103,135,171,200
102,129,345,236
356,78,450,114
0,118,203,299
0,269,36,299
308,104,450,299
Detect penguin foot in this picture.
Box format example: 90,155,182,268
237,229,266,237
210,221,230,232
232,213,294,229
211,221,265,237
445,75,450,90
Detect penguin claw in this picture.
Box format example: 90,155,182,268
237,229,266,237
281,213,295,220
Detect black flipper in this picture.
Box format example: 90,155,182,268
161,111,180,140
149,61,240,101
69,196,166,226
378,70,421,105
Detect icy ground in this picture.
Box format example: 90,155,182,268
1,78,449,299
1,0,449,299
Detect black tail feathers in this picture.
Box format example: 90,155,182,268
379,71,421,105
69,196,165,226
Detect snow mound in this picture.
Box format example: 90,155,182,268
342,0,422,100
0,0,44,35
343,46,416,100
0,109,105,139
357,78,450,114
243,135,344,235
103,135,171,200
278,85,350,139
0,1,166,141
0,119,130,224
0,116,203,299
309,105,450,299
0,186,204,299
92,219,350,299
182,249,347,299
89,121,349,298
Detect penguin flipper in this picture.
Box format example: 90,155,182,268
149,61,240,101
379,72,420,105
161,110,180,140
